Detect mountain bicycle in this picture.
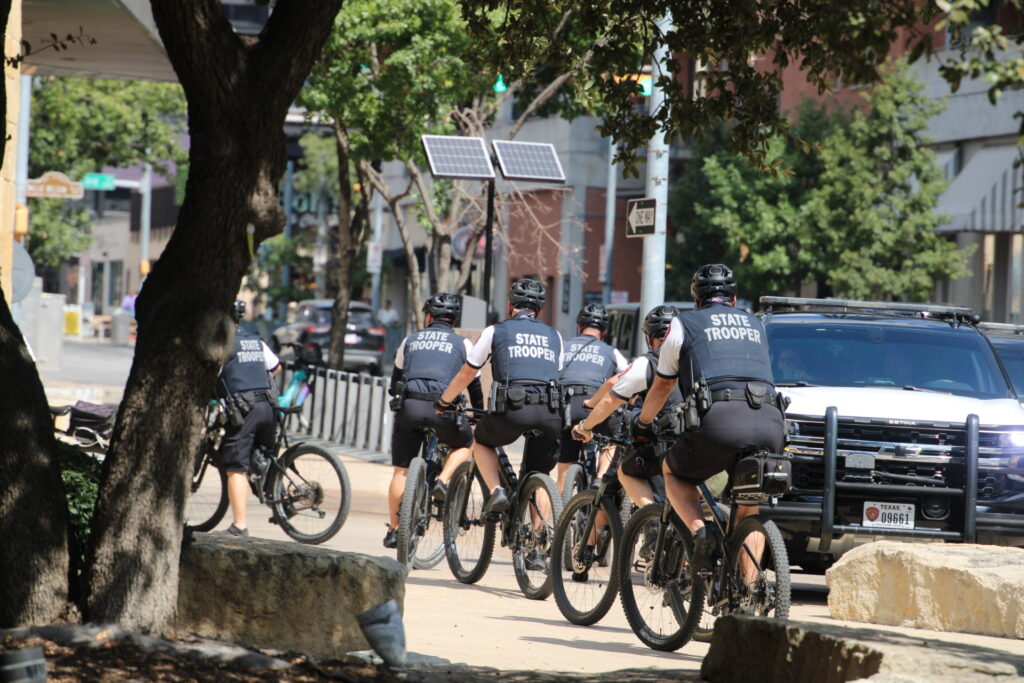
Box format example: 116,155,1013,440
277,341,321,432
396,428,450,569
442,408,564,599
550,433,634,625
185,400,352,544
617,449,791,651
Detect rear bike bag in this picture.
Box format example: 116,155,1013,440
730,450,792,505
68,401,117,438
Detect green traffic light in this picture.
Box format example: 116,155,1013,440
493,74,508,93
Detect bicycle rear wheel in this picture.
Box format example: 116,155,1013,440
184,441,228,533
551,491,622,625
560,463,589,506
725,515,791,620
512,473,563,600
271,444,351,544
443,461,496,584
397,457,428,568
617,504,703,651
412,441,447,570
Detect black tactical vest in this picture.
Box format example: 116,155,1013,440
560,335,618,389
677,304,773,394
491,312,560,386
221,330,272,393
402,322,467,393
635,348,683,414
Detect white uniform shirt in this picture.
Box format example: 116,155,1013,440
610,355,653,400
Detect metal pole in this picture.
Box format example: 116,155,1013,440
483,178,496,317
636,13,672,353
280,160,295,321
139,162,152,284
15,75,31,205
370,190,384,314
315,174,327,295
602,139,617,305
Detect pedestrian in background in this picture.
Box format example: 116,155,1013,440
377,299,402,362
120,289,138,318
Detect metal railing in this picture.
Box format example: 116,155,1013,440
277,363,392,457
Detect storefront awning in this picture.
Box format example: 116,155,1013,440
936,145,1022,234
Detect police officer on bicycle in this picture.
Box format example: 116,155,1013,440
218,300,282,537
573,305,680,510
634,264,784,566
383,293,483,549
437,278,563,520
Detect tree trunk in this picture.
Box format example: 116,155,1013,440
391,196,425,329
0,0,72,627
84,0,341,633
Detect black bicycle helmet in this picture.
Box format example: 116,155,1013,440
576,303,610,331
508,278,546,311
231,300,246,323
642,304,678,339
423,292,461,322
691,263,737,303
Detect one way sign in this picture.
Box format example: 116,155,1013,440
625,198,656,238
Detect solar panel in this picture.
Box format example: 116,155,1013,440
421,135,495,180
492,140,566,183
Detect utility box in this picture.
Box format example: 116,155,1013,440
111,311,132,346
34,291,66,369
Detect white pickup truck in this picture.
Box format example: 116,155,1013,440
760,297,1024,573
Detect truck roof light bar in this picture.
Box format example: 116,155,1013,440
760,296,977,323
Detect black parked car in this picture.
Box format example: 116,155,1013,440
271,299,386,375
979,322,1024,400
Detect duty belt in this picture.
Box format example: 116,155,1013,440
404,390,441,402
562,384,600,396
237,389,271,404
710,387,776,406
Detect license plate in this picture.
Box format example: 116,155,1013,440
862,501,915,529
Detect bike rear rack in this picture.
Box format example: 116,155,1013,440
817,406,979,551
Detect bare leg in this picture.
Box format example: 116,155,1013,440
438,446,471,484
734,504,764,582
618,471,655,508
473,442,501,493
387,466,407,530
555,461,570,493
226,471,249,530
662,459,703,534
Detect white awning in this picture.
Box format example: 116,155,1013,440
937,145,1024,233
936,145,1022,233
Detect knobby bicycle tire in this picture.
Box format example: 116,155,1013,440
512,472,563,600
693,501,734,643
412,439,447,570
271,444,351,544
397,457,428,568
551,490,623,625
725,515,791,620
560,463,589,506
442,461,496,584
617,504,703,652
184,442,228,533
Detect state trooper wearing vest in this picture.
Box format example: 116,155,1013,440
533,303,627,494
437,278,563,521
573,305,680,509
382,293,483,550
637,264,784,566
218,300,281,537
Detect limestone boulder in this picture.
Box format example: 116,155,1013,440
826,541,1024,639
178,534,405,657
701,616,1024,683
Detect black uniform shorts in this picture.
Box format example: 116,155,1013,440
218,399,276,473
664,399,784,485
555,393,617,464
391,398,474,468
475,402,562,473
618,443,663,480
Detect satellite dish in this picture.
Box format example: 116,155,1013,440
12,241,34,303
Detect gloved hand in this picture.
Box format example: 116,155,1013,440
434,397,455,415
632,414,654,442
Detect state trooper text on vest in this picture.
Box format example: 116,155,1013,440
704,312,762,343
508,332,557,362
407,329,455,354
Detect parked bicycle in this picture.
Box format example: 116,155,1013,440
396,427,450,569
277,341,322,433
617,448,791,651
442,408,564,600
185,399,352,544
550,433,633,625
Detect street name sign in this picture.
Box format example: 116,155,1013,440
82,172,117,191
25,171,84,200
625,197,656,238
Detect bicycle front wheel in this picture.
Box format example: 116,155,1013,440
725,514,791,620
397,457,428,568
184,441,228,533
617,504,703,651
560,463,589,506
551,491,622,625
271,444,351,544
512,473,563,600
443,461,496,584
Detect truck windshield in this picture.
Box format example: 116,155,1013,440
989,336,1024,398
766,319,1013,400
